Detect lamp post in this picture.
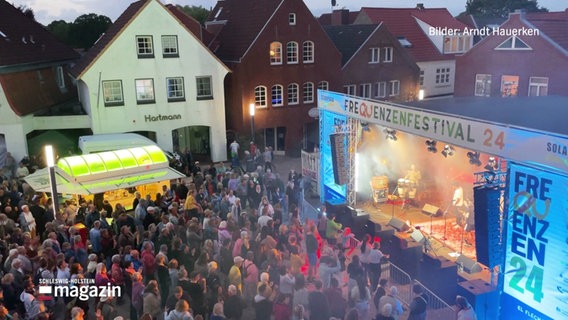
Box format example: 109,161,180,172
45,145,59,215
249,103,255,143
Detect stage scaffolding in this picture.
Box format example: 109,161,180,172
346,118,359,207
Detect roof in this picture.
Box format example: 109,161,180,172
165,4,215,46
407,96,568,137
356,7,470,61
0,0,79,67
525,10,568,52
318,10,360,26
69,0,149,78
205,0,283,62
323,24,378,65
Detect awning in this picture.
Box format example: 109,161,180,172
24,145,185,195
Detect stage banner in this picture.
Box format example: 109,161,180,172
317,90,568,175
502,163,568,320
319,108,347,205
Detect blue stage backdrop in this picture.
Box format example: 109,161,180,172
319,98,347,205
502,163,568,320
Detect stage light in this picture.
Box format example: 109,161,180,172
425,139,437,153
441,145,455,157
384,128,397,141
484,156,497,172
361,122,371,132
467,151,482,166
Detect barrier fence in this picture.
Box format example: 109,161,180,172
414,280,457,319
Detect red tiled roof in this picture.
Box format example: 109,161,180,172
525,10,568,52
69,0,149,78
205,0,282,62
357,7,470,62
165,4,215,46
0,0,79,66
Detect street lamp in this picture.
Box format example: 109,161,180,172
45,145,59,215
249,103,255,142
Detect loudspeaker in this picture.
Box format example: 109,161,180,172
474,186,503,269
422,203,442,216
457,255,483,274
387,218,410,232
457,280,499,320
330,133,348,185
324,201,346,216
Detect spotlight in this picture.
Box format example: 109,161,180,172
384,128,397,141
361,122,371,132
467,151,482,166
484,156,497,172
441,145,455,157
425,140,437,153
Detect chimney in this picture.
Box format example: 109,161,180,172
331,9,350,25
416,3,425,10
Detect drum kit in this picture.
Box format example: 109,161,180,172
396,178,418,209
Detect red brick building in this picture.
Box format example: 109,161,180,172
205,0,342,154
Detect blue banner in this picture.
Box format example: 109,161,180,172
319,106,347,205
503,163,568,319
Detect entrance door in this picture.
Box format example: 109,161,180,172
276,127,286,153
172,126,211,162
264,127,286,155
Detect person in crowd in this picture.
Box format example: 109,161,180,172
325,277,347,320
254,284,275,320
143,280,162,319
224,284,245,320
351,276,371,320
377,286,403,320
375,303,395,320
166,299,193,320
308,280,330,320
408,284,428,320
455,295,477,320
373,278,388,310
367,242,388,292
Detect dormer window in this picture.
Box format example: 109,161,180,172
214,7,223,20
289,13,296,25
495,36,531,50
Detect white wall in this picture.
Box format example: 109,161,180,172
0,84,28,160
78,0,229,162
418,60,456,98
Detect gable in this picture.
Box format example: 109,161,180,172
495,35,531,50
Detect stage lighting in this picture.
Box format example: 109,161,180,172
384,128,397,141
361,122,371,132
467,151,482,166
425,139,437,153
484,156,497,172
441,145,455,157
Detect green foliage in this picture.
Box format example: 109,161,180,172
16,4,35,20
177,5,211,25
46,14,111,50
465,0,548,18
47,20,72,44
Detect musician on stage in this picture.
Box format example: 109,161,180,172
404,164,422,187
451,181,464,217
463,199,475,246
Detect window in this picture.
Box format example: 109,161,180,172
255,86,267,107
419,70,424,86
475,74,491,97
135,79,155,104
303,82,314,103
196,76,213,100
496,36,531,50
389,80,400,96
360,83,371,98
270,42,282,65
444,36,471,53
136,35,154,58
166,77,185,102
303,41,314,63
500,75,519,97
317,81,329,91
287,42,298,64
383,47,393,62
102,80,124,106
272,85,283,107
376,82,387,98
162,35,179,58
289,13,296,25
369,48,379,63
435,68,450,84
344,85,356,95
288,83,299,105
528,77,548,96
56,66,65,89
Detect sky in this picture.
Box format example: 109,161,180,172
9,0,568,26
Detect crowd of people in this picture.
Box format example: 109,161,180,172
0,150,477,320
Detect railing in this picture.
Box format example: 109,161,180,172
301,198,320,223
414,280,456,319
383,262,413,306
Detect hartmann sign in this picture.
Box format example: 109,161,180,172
144,114,182,122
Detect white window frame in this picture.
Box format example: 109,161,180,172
419,70,424,87
271,85,283,107
376,82,386,98
369,47,379,63
166,77,185,102
389,80,400,97
135,78,155,104
303,82,314,103
196,76,213,100
344,85,356,95
288,83,299,105
56,66,65,89
287,41,298,64
255,86,267,108
136,35,154,58
383,47,393,62
270,42,282,65
435,67,450,85
360,83,371,98
474,74,491,97
528,76,548,96
102,80,124,107
289,13,296,25
495,35,532,50
303,41,314,63
317,81,329,91
161,35,179,58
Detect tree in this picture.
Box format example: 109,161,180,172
47,20,72,44
178,5,210,25
69,13,112,50
465,0,548,18
16,4,35,20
